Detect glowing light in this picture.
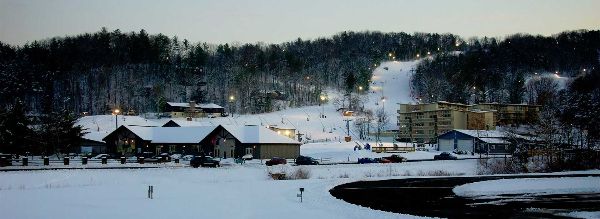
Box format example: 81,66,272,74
229,95,235,101
359,86,363,90
113,109,120,114
427,52,431,55
416,54,420,58
388,53,393,57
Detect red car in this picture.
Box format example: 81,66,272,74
266,157,287,166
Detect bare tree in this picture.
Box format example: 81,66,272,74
375,107,389,144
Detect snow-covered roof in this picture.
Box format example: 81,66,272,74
479,138,508,144
163,120,213,127
223,125,301,145
198,103,224,109
166,102,224,109
82,131,109,143
123,126,218,144
76,115,160,133
454,129,508,138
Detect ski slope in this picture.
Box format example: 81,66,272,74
365,60,418,129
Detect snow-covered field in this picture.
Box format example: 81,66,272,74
0,160,477,219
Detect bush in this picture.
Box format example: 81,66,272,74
416,170,464,176
476,158,526,175
288,167,311,180
268,166,312,180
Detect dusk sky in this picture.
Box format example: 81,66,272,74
1,0,599,46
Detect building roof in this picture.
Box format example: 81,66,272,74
82,131,109,143
448,129,524,144
162,119,213,127
114,126,218,144
104,124,301,145
167,102,224,109
223,125,301,145
453,129,509,138
479,138,508,144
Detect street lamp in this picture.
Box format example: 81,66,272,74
320,95,326,118
113,109,120,129
229,95,235,117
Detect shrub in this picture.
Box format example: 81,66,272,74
416,169,464,176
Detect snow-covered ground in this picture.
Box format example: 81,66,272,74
0,160,476,219
453,177,600,198
300,141,479,163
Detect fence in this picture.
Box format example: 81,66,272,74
0,156,182,167
372,146,416,153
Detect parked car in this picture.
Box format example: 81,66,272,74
434,152,458,160
0,154,12,166
182,155,195,161
241,154,253,160
170,154,182,160
453,149,468,155
383,154,407,163
358,157,377,164
137,152,154,158
190,156,220,168
295,156,319,165
156,153,171,162
374,157,392,163
92,154,109,159
265,157,287,166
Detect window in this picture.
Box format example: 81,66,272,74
245,148,254,155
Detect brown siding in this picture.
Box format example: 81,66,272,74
258,144,300,159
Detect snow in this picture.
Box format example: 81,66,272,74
113,125,301,145
223,125,301,145
75,61,419,148
167,102,224,109
81,131,109,143
453,177,600,198
365,61,418,130
558,211,600,219
76,115,160,133
0,162,468,219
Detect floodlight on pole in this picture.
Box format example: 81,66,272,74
113,109,120,129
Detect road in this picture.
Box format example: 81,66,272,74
330,173,600,218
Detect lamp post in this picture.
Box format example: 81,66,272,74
320,95,326,118
113,109,120,129
229,95,235,117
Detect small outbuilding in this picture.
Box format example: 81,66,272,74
437,129,518,154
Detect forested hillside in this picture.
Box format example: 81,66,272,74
412,30,600,104
0,28,461,115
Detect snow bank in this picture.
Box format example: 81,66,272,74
558,211,600,219
453,177,600,198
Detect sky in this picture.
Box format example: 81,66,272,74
1,0,599,46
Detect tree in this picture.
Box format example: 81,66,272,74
0,99,34,154
37,110,84,156
375,108,389,144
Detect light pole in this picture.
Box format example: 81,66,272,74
320,95,326,118
229,95,235,117
113,109,120,129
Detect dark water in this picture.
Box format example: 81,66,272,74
329,174,600,219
